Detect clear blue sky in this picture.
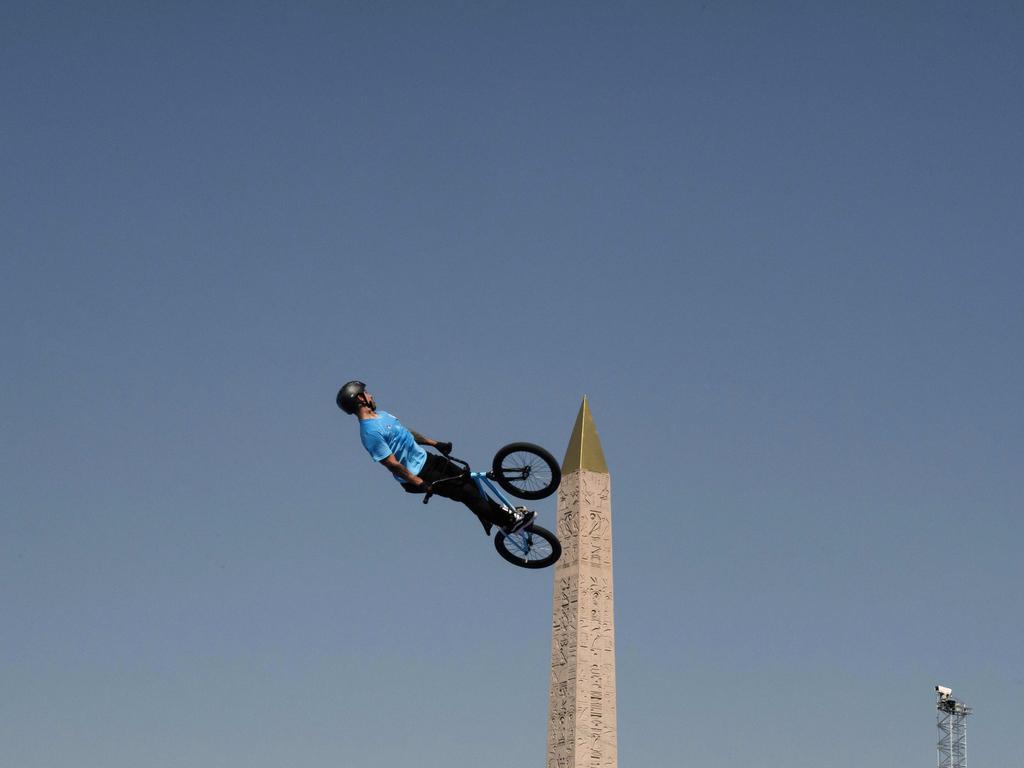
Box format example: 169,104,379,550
3,2,1022,767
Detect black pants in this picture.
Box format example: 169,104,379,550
403,453,509,527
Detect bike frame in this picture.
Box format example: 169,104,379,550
421,453,555,563
415,448,561,569
423,455,536,540
424,456,525,514
469,471,519,513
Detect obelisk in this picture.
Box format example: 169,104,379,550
547,397,617,768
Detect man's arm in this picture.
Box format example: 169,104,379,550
379,454,426,486
409,430,438,448
411,430,452,456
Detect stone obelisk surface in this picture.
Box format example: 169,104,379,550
547,397,617,768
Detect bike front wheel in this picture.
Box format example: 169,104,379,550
491,442,561,500
494,524,561,569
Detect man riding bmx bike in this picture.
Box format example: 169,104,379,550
336,380,534,534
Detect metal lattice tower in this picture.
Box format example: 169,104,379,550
936,685,972,768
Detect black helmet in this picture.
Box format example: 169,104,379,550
336,380,368,414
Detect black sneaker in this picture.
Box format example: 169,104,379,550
507,507,536,533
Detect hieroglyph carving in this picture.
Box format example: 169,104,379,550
547,470,616,768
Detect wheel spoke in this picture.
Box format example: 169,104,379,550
502,451,552,493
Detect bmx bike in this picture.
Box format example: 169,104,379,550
423,442,562,569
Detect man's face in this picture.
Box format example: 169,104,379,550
362,390,377,411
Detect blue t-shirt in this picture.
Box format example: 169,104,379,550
359,411,427,483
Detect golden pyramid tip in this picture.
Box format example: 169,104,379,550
562,396,608,474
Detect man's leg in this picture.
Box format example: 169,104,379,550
414,454,513,527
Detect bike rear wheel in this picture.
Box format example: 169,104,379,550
494,524,561,569
491,442,561,500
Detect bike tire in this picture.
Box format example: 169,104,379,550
491,442,561,500
494,524,561,569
